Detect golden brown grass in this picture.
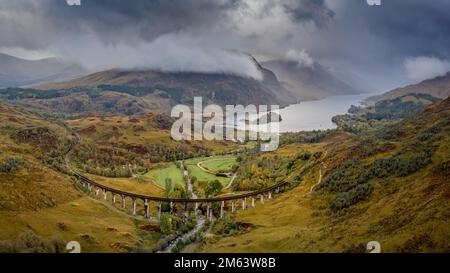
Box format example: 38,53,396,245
0,197,161,253
83,173,163,196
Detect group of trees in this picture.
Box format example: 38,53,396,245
211,215,241,236
319,145,434,211
0,157,26,173
366,151,433,178
81,164,133,178
366,94,438,121
205,180,223,197
333,94,439,135
330,183,374,211
74,140,211,177
232,151,316,191
142,143,210,163
98,84,185,102
159,214,195,235
280,130,334,145
0,87,74,100
232,155,289,191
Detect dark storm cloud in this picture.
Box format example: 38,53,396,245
0,0,333,50
336,0,450,60
1,0,450,89
0,0,238,49
283,0,334,26
306,0,450,90
0,0,336,78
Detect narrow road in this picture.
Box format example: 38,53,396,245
224,172,237,190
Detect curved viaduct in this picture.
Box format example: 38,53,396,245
66,131,289,221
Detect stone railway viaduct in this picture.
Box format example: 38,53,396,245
67,131,288,222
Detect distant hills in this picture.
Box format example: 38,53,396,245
33,58,295,108
0,53,85,88
262,59,359,101
1,52,364,113
367,72,450,104
0,57,295,116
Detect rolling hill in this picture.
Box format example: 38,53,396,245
367,72,450,104
0,101,163,252
32,58,295,110
0,53,86,88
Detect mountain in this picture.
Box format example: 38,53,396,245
33,60,295,107
367,72,450,104
261,59,359,101
0,53,86,88
0,58,295,116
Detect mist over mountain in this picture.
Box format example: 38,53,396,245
262,59,360,101
0,57,294,116
0,53,86,88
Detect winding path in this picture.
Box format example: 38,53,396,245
310,150,328,194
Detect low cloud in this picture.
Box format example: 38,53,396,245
285,49,315,68
404,56,450,82
0,0,332,79
65,0,81,6
56,34,264,80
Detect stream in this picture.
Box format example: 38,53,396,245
157,216,206,253
157,161,209,253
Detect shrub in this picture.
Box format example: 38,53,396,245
330,183,373,211
0,157,26,173
297,152,312,161
0,231,66,253
211,215,239,236
159,214,185,235
320,146,432,210
205,180,223,197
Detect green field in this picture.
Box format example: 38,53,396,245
145,163,185,190
200,156,236,173
184,155,236,186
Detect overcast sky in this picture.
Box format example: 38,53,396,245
1,0,450,92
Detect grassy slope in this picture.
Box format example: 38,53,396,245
200,156,236,173
0,102,79,210
200,99,450,253
367,73,450,104
0,197,162,253
185,157,230,186
145,163,185,190
83,173,164,196
67,114,239,154
0,102,160,252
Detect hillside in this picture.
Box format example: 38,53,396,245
200,97,450,253
67,113,240,179
367,72,450,104
0,102,79,211
262,59,359,101
0,53,85,88
31,58,295,111
0,102,160,252
332,93,440,134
